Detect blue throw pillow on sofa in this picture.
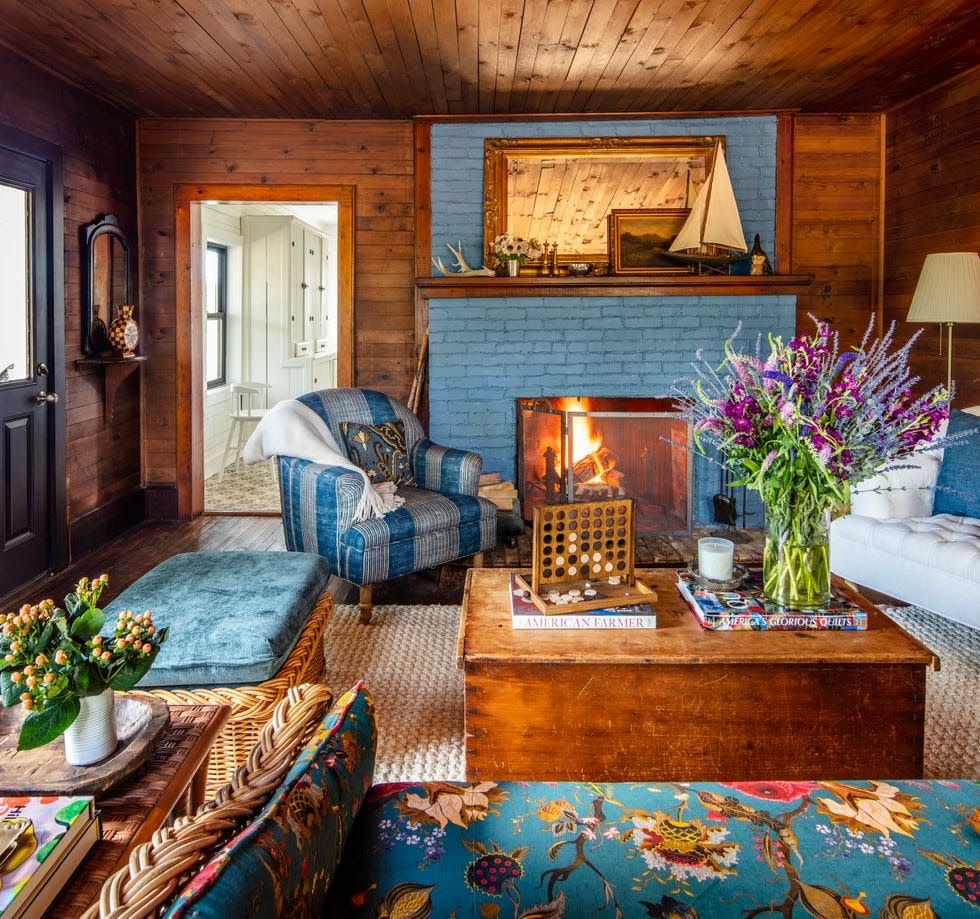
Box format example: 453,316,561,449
933,408,980,518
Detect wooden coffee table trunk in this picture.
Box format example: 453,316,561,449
460,569,936,782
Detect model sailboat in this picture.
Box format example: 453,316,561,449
665,142,748,273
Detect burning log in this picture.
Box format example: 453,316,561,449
572,446,617,483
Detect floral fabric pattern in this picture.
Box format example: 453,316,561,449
327,778,979,918
164,683,376,919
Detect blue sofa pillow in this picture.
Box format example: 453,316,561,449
104,551,331,687
164,683,377,919
934,408,980,518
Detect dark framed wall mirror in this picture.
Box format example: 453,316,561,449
82,214,129,355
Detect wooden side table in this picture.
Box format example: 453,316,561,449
50,703,229,918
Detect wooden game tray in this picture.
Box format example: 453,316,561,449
514,573,658,615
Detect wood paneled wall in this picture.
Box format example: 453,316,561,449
791,114,884,348
0,47,139,550
885,67,980,406
137,118,415,495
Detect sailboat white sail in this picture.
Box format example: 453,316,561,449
669,144,747,255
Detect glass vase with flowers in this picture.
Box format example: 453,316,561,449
676,318,951,608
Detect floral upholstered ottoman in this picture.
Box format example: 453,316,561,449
328,777,980,917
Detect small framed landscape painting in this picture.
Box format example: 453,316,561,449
608,208,690,274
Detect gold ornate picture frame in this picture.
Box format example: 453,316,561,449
483,136,720,268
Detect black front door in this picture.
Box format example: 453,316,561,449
0,129,65,596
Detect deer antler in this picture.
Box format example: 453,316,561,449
431,256,449,276
447,241,472,273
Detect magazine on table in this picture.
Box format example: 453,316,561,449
509,574,656,629
676,570,868,631
0,795,100,919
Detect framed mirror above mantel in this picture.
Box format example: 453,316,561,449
483,135,722,271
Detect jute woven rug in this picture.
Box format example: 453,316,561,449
323,602,978,784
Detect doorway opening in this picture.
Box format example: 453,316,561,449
197,202,341,513
174,184,354,520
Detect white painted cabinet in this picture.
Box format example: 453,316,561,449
242,215,332,403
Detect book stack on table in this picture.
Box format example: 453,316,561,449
510,574,656,629
676,570,868,631
0,796,100,918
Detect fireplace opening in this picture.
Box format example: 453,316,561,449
517,397,692,535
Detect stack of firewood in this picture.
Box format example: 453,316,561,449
478,473,519,511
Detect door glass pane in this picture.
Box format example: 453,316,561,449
0,183,30,383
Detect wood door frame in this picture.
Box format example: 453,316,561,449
174,183,355,519
0,124,67,575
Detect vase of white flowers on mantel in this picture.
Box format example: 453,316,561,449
491,233,544,276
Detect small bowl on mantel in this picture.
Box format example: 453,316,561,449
566,263,595,277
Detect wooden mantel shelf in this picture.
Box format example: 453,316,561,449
416,274,813,299
75,355,148,422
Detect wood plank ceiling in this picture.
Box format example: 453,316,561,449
1,0,978,117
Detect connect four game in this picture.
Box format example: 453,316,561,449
515,498,657,615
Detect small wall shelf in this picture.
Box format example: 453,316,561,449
75,355,148,423
416,274,813,299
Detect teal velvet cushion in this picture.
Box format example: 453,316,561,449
340,419,416,486
934,408,980,518
164,683,377,919
328,778,980,917
104,551,330,687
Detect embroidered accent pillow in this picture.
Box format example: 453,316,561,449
340,419,416,486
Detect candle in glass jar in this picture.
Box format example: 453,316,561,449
698,537,734,581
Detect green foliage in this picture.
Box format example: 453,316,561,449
18,695,80,751
0,575,168,750
69,607,105,641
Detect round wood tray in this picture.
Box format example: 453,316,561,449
0,694,171,796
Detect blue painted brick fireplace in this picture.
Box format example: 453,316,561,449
429,295,796,525
427,115,792,526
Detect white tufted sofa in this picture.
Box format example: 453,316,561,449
830,406,980,629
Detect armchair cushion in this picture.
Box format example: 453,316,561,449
411,438,482,496
340,419,416,486
341,486,496,583
164,683,377,919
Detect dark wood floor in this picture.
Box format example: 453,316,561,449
3,516,897,610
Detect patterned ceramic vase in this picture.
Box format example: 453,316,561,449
63,688,118,766
108,304,139,357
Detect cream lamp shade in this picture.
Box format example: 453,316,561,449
907,252,980,324
906,252,980,391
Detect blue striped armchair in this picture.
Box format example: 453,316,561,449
278,389,497,622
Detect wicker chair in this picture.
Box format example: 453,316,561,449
132,588,332,797
84,683,334,919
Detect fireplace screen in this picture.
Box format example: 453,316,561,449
517,397,692,534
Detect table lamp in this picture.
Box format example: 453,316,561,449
906,251,980,391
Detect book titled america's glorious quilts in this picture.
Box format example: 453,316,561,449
676,571,868,631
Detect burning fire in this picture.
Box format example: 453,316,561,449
558,398,619,489
571,413,603,464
